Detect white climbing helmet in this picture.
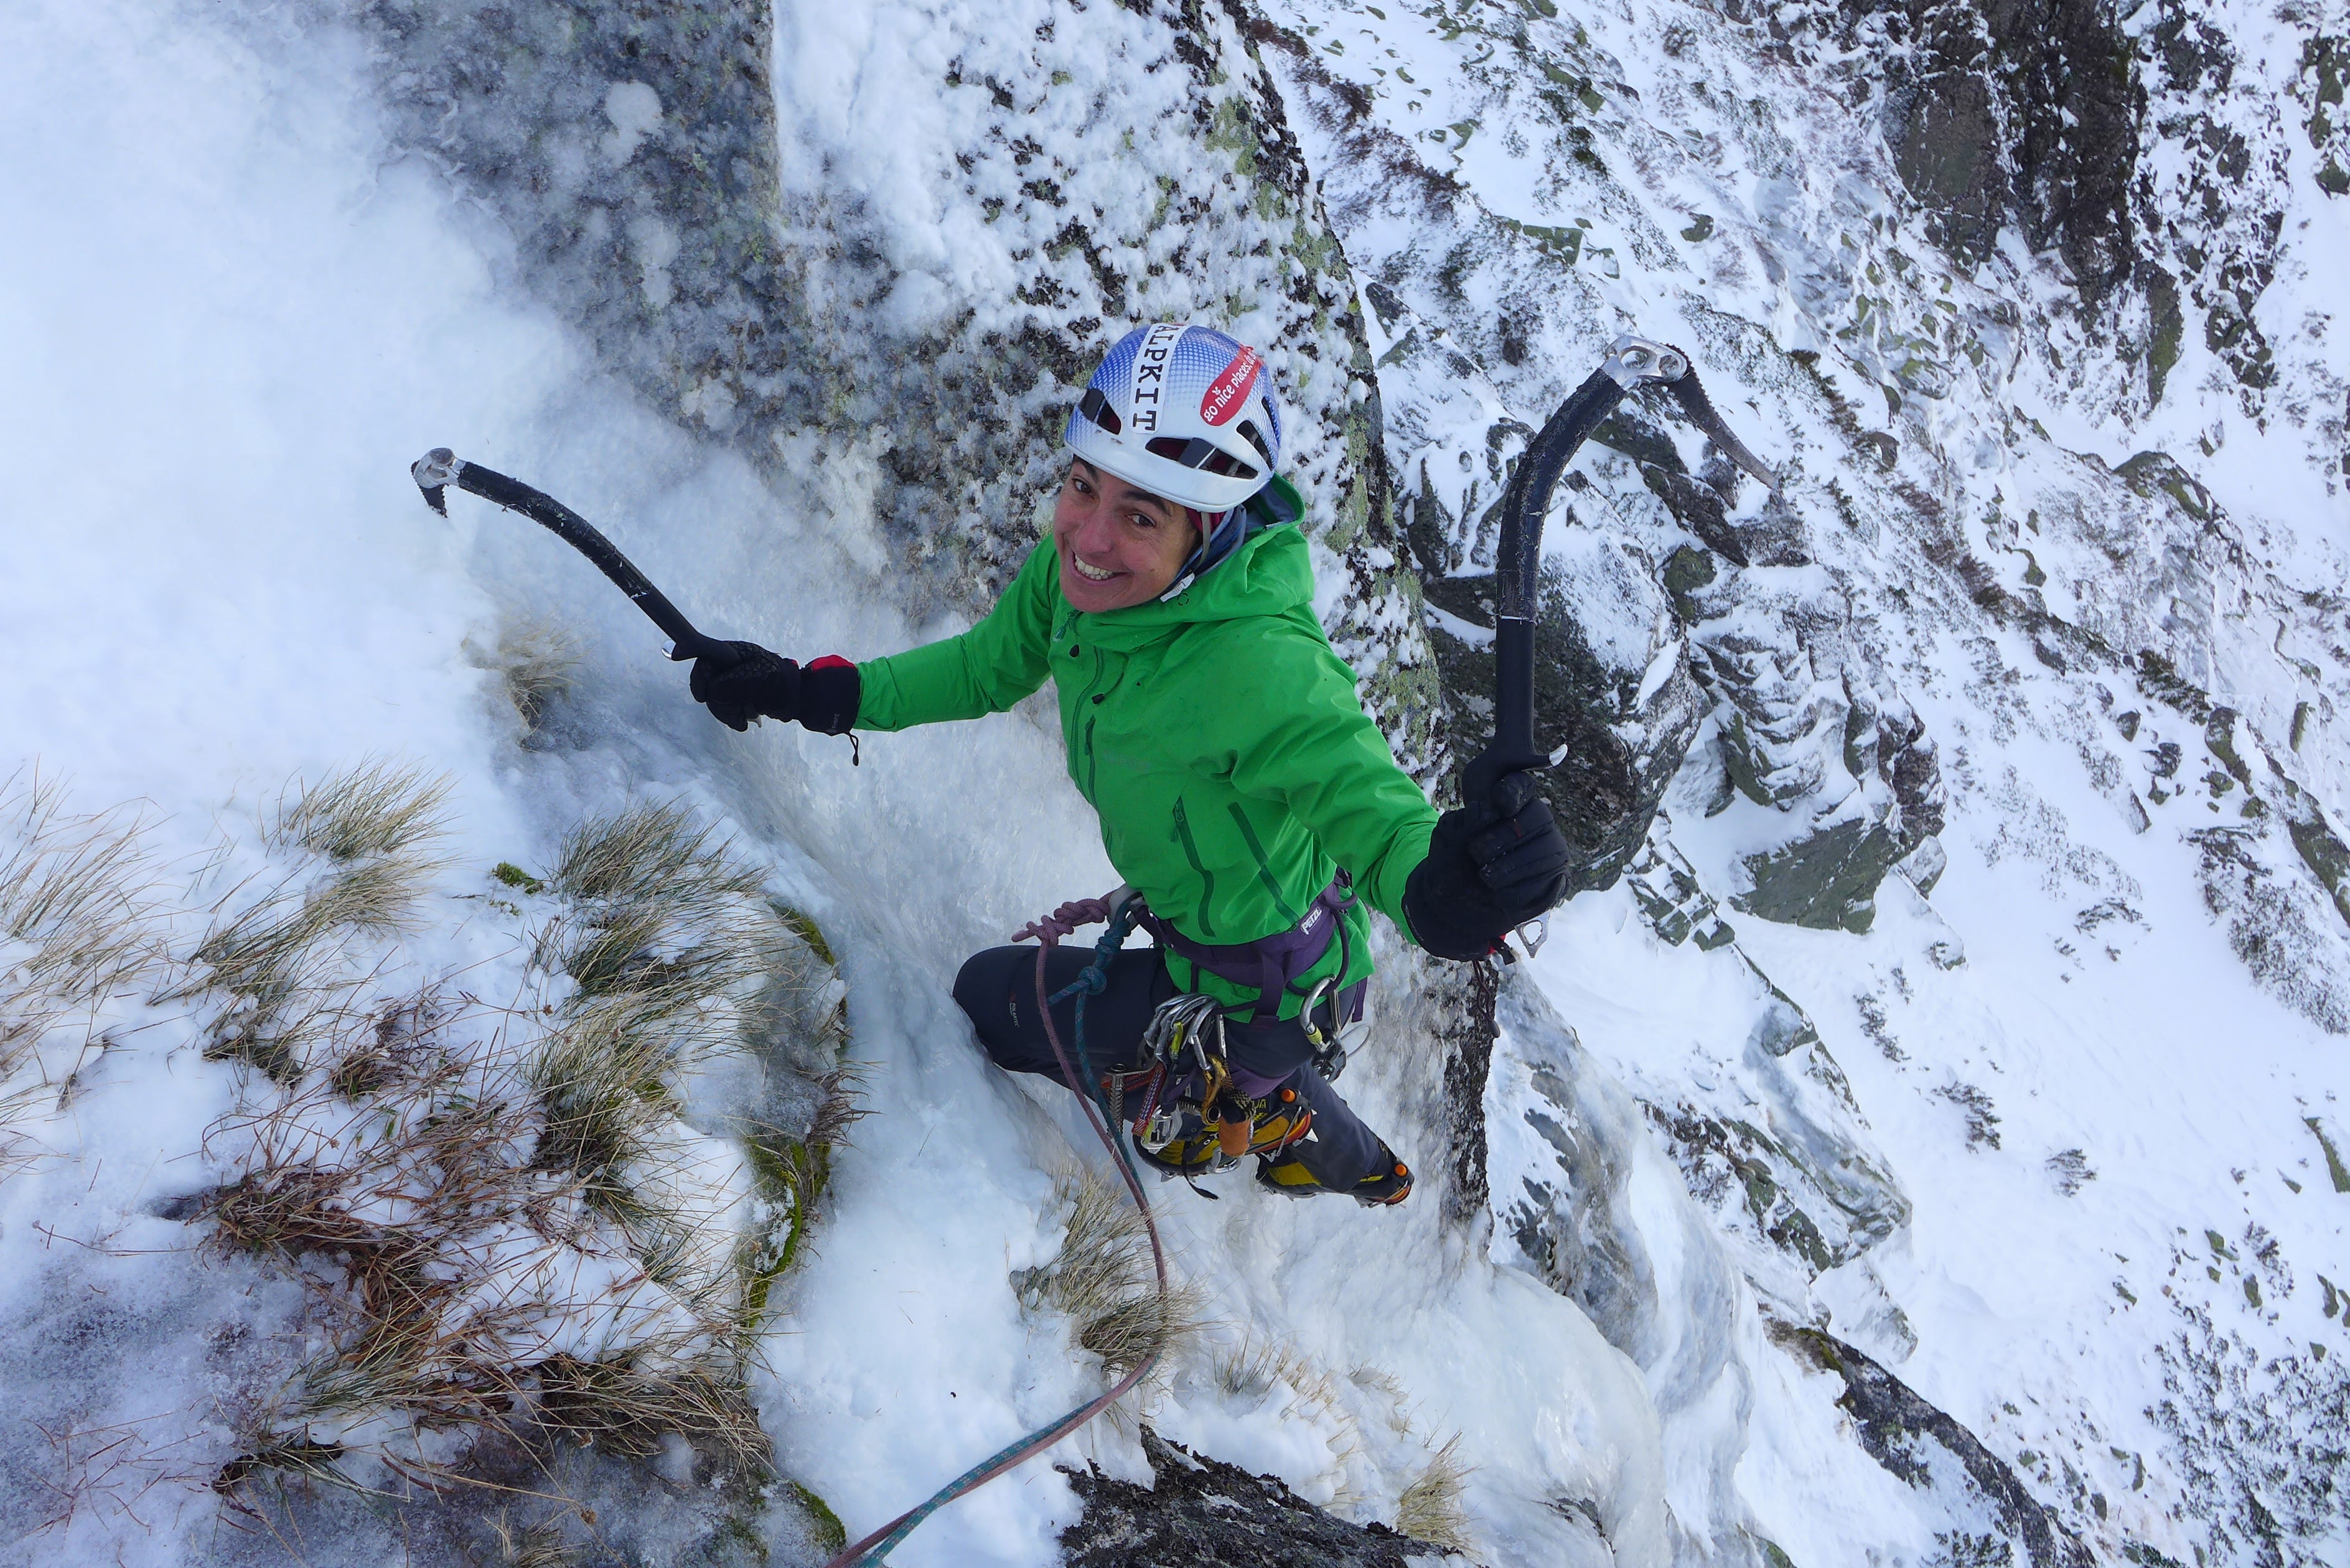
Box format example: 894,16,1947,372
1064,322,1284,513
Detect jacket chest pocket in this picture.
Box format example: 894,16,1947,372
1065,650,1133,801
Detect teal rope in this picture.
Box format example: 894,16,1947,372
1047,910,1148,1191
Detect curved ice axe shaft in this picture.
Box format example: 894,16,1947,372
1472,335,1777,955
410,448,723,663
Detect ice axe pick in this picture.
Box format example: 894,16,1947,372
409,448,732,668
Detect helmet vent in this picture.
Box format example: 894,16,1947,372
1235,419,1272,469
1078,387,1123,435
1145,436,1258,481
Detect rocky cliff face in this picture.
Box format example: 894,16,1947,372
362,0,1444,767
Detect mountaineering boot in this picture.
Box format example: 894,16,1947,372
1255,1138,1413,1206
1351,1142,1414,1206
1133,1083,1313,1178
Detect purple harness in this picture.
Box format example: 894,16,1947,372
1138,870,1364,1029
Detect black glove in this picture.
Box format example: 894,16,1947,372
687,642,860,735
1402,760,1572,961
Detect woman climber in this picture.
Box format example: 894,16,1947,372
687,321,1571,1205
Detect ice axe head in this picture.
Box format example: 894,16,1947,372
410,447,466,516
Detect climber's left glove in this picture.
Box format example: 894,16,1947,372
1401,763,1571,961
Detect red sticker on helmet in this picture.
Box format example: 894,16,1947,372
1199,345,1262,427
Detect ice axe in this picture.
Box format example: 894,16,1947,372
408,448,735,669
1466,334,1777,954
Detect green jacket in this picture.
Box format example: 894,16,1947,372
856,521,1439,1020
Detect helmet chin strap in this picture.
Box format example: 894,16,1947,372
1158,506,1229,602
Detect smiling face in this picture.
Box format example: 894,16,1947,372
1051,458,1201,612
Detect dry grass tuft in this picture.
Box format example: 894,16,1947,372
1395,1433,1475,1554
1210,1335,1362,1444
529,1351,766,1462
531,804,783,1063
271,759,452,866
803,1062,871,1151
213,1432,355,1503
202,1014,772,1488
483,617,581,732
1202,1332,1370,1506
490,1513,578,1568
527,801,793,1244
551,805,764,920
1214,1333,1333,1405
1018,1169,1202,1376
0,775,166,1173
324,993,446,1101
180,763,455,1080
0,774,161,1062
202,1071,546,1432
529,992,686,1202
174,785,827,1518
490,1512,579,1567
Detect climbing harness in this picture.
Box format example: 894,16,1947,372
1136,867,1358,1012
818,869,1387,1562
820,903,1164,1568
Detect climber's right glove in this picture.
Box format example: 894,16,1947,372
1401,763,1572,961
688,642,861,735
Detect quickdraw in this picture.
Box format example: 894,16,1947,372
1110,990,1319,1199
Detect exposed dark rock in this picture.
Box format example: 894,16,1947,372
1624,830,1738,950
1433,958,1501,1223
360,0,805,442
1060,1427,1439,1568
1866,0,2139,299
1594,403,1806,568
1772,1326,2097,1568
2137,0,2293,404
1645,1090,1908,1282
1589,406,1688,474
1683,557,1945,933
1662,544,1720,627
1735,814,1909,934
2115,451,2215,521
1645,466,1750,567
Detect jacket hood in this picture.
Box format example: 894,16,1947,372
1070,523,1313,651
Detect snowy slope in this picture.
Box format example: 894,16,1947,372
3,0,2348,1566
1257,0,2350,1562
